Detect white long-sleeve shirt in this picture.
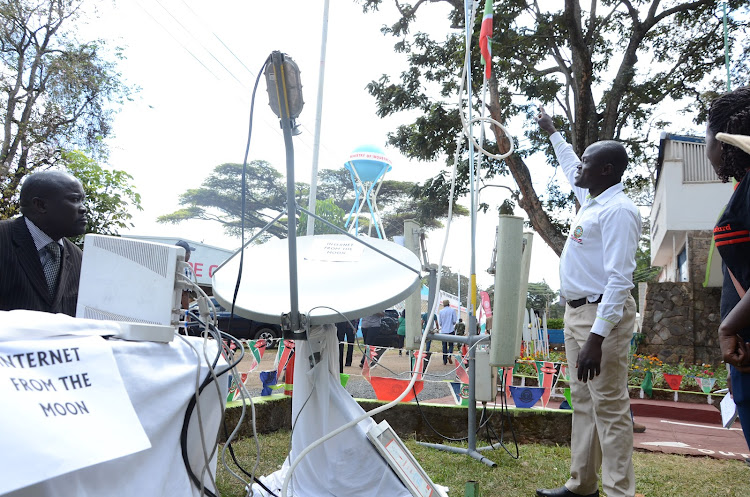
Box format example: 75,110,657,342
550,132,641,338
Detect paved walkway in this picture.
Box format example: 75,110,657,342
630,398,749,462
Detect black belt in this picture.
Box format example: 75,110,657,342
567,295,602,308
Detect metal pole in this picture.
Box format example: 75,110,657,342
306,0,330,236
272,52,300,331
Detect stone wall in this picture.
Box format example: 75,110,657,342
640,231,723,364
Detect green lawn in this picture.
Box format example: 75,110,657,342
216,430,750,497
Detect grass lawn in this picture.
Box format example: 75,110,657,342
216,430,750,497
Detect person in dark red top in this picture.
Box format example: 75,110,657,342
706,86,750,457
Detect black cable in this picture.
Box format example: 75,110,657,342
221,420,280,497
179,326,245,497
412,385,474,442
228,56,271,340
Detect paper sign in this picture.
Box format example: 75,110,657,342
306,239,364,262
720,392,739,428
0,335,151,494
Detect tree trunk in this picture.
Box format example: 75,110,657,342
487,82,566,256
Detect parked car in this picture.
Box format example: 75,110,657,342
187,297,281,347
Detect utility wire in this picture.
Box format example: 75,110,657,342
151,0,251,91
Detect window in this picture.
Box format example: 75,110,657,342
676,246,688,282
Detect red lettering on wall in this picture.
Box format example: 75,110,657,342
193,262,203,277
209,265,218,277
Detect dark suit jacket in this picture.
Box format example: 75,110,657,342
0,217,83,316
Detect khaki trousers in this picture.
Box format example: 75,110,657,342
564,295,636,497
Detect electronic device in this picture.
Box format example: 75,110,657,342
367,420,442,497
76,234,183,342
474,348,497,403
490,215,524,366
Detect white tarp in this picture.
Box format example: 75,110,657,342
1,311,227,497
252,324,411,497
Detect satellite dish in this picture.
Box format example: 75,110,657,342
212,234,421,326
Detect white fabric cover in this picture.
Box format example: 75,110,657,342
253,324,410,497
5,321,227,497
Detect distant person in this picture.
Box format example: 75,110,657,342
359,310,384,367
535,107,640,497
705,87,750,460
175,239,196,311
421,311,438,352
336,319,357,372
455,318,466,336
438,300,457,365
397,309,406,356
0,171,87,316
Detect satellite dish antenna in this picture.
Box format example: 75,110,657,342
344,144,392,239
212,234,421,327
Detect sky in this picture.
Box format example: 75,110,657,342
80,0,566,297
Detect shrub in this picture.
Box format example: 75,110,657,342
546,318,564,329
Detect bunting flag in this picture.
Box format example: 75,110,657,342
259,370,277,396
369,377,425,402
478,0,494,79
226,372,249,402
534,361,562,408
563,387,573,409
640,371,653,398
282,351,295,397
695,376,716,394
274,339,295,380
454,353,470,384
560,364,570,382
365,347,424,401
246,338,267,373
449,381,471,406
662,373,683,391
410,349,430,380
502,366,514,400
339,373,350,388
362,348,372,381
509,385,544,408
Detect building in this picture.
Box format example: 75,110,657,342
641,133,733,364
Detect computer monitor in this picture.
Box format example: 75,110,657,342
76,234,184,327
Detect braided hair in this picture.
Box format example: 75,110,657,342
707,86,750,181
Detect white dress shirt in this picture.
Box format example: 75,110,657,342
550,132,641,337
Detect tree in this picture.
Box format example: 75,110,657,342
61,149,142,245
356,0,749,256
157,161,289,241
296,198,347,236
526,281,558,311
0,0,131,218
159,162,468,241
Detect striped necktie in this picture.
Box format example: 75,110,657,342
43,242,61,297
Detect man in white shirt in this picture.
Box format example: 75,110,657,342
535,108,640,497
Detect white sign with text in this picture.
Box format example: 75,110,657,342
306,238,365,262
0,335,151,494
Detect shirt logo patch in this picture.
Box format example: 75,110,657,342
570,225,583,244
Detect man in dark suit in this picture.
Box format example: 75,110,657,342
0,171,87,316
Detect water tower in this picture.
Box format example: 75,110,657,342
344,144,392,238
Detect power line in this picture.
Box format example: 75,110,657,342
133,0,219,79
178,0,257,78
151,0,250,91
